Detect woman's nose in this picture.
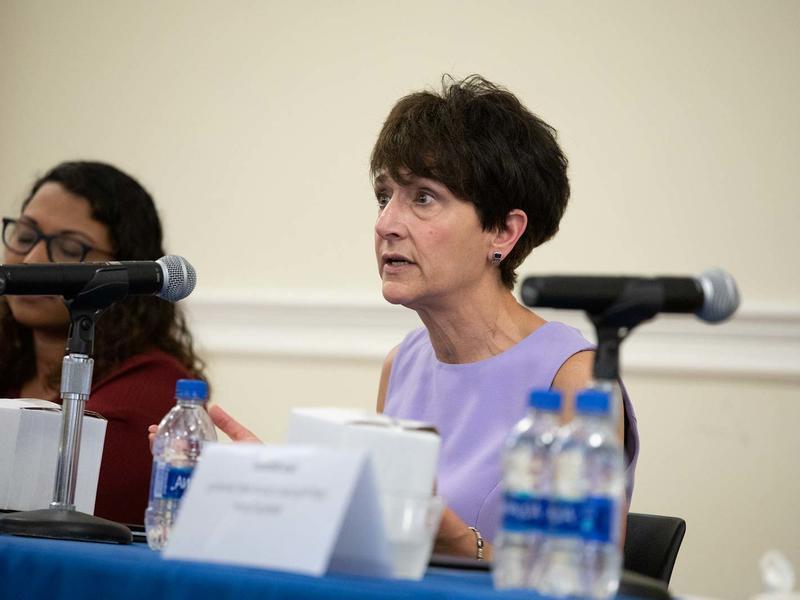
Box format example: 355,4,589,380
22,239,50,264
375,198,406,239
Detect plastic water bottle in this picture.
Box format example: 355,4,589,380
493,389,562,589
145,379,216,550
539,388,625,600
752,550,800,600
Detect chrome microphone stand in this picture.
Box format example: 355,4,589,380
0,266,132,543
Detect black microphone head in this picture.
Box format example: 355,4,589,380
155,255,196,302
696,268,740,323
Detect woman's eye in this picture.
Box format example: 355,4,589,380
55,238,86,260
416,191,434,205
15,232,36,244
375,192,390,208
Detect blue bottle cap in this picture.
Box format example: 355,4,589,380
175,379,208,401
575,389,611,415
529,389,562,412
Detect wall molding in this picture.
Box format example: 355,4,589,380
184,290,800,381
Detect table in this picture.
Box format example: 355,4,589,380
0,534,553,600
0,534,658,600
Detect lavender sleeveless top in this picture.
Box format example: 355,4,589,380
383,322,639,542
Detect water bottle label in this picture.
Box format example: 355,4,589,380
548,499,583,537
501,492,548,532
581,496,615,543
150,462,194,500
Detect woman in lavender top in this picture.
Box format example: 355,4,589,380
194,75,640,562
372,76,639,561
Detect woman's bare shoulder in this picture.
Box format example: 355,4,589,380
376,345,400,413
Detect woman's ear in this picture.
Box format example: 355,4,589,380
489,209,528,258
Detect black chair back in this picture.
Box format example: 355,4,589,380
623,512,686,585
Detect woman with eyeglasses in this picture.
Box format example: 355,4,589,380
0,161,205,525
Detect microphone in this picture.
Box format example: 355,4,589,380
520,268,740,323
0,255,196,302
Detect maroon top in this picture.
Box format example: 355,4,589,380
5,349,189,525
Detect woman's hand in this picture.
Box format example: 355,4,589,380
147,424,159,450
434,506,493,561
147,405,262,449
208,405,262,443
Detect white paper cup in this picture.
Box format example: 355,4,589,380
380,494,444,580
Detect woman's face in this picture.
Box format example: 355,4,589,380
374,171,496,309
4,182,114,331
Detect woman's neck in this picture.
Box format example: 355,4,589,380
20,329,67,399
415,284,545,364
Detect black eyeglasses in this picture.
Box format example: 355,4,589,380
2,217,99,263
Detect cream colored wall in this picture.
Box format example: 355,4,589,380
1,1,798,598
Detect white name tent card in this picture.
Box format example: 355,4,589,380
163,443,393,578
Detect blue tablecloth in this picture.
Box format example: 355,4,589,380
0,535,542,600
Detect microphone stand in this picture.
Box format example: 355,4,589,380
584,279,663,428
0,266,133,543
520,278,665,421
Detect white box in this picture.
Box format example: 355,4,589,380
286,408,440,498
0,399,107,514
287,408,443,579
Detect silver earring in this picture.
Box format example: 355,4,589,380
490,251,502,265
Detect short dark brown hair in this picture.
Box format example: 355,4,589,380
370,75,570,288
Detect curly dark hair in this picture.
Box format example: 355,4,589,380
370,75,570,289
0,161,205,391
